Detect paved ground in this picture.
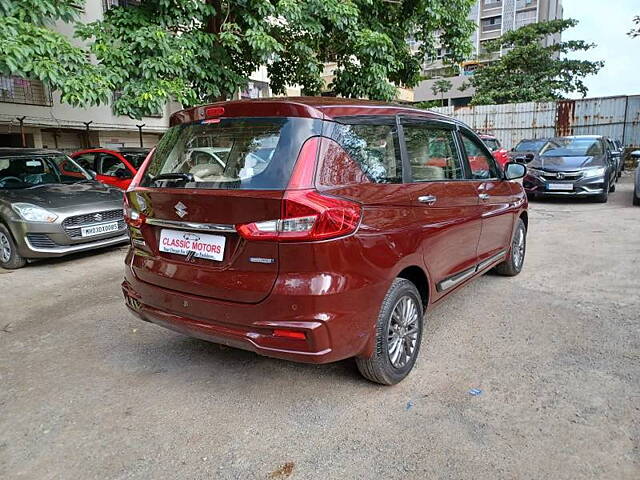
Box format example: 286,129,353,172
1,175,638,480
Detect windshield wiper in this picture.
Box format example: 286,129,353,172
150,173,194,185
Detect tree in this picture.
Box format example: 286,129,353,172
468,19,604,106
0,0,114,107
0,0,477,119
431,79,452,106
629,16,640,38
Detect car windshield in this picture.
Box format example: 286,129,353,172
541,138,604,157
514,140,547,152
121,151,150,169
0,154,92,190
141,117,322,190
482,138,499,151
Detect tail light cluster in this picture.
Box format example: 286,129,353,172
236,136,364,243
123,193,145,228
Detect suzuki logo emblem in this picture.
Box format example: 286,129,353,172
93,213,103,222
174,202,187,218
556,172,565,180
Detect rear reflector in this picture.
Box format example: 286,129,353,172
273,329,306,340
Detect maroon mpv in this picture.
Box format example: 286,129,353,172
122,97,528,384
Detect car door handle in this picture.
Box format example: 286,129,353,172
479,193,490,200
418,195,437,205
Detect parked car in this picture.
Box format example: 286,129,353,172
523,135,617,202
479,134,509,168
612,138,625,171
0,148,128,269
121,97,528,385
632,150,640,206
508,138,550,164
70,147,150,190
604,137,623,180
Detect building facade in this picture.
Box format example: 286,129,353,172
0,0,275,152
414,0,563,106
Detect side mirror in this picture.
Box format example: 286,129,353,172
86,169,97,179
504,162,526,180
630,150,640,159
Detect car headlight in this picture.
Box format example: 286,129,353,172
12,203,58,223
581,167,607,178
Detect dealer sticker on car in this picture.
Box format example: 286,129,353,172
81,222,120,237
159,229,226,261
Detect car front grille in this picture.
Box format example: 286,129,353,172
26,233,58,248
62,209,126,238
62,209,124,228
541,171,584,181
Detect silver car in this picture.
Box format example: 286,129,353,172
0,148,128,269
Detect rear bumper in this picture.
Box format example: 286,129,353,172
122,252,385,364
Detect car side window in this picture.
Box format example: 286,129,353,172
74,153,96,172
333,123,402,183
98,154,127,176
402,124,464,181
460,131,501,180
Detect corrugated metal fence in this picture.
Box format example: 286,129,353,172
432,95,640,150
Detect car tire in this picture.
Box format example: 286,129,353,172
594,182,609,203
610,182,616,193
494,218,526,277
633,189,640,206
356,278,423,385
0,224,26,270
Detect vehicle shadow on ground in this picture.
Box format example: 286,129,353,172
25,244,129,268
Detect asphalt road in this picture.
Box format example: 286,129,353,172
1,175,638,480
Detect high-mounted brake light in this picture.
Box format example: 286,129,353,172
205,106,225,118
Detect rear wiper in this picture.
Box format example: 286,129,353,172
150,173,194,185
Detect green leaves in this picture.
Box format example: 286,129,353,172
2,0,476,118
470,19,604,105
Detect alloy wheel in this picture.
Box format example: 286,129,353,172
512,226,525,270
0,232,11,263
387,295,420,369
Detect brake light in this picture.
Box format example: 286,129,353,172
123,193,145,228
205,106,225,118
236,189,361,242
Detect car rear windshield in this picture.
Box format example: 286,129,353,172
141,117,322,190
0,154,92,189
541,138,604,157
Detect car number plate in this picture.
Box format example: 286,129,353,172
547,183,573,191
159,229,226,262
81,222,120,237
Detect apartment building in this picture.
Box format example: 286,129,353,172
0,0,274,151
414,0,563,106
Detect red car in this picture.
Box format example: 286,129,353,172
121,98,528,384
70,147,150,190
479,134,509,169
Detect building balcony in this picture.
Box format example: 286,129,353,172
0,76,52,107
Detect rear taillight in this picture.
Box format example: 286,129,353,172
236,189,361,242
236,135,363,242
123,193,145,228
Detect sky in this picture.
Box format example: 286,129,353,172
563,0,640,98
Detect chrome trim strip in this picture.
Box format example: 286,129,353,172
477,250,507,271
437,249,507,292
145,218,236,233
24,234,129,254
436,266,477,293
